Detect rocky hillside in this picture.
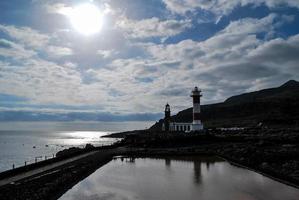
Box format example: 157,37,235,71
151,80,299,129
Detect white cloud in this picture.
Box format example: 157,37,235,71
0,59,86,105
96,49,117,58
219,13,278,35
116,17,192,38
46,46,73,57
44,3,68,14
0,39,36,59
0,24,50,49
162,0,299,16
44,2,113,16
0,24,74,58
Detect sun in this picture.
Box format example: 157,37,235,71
67,3,103,35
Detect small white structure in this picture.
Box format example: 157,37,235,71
169,122,192,132
163,87,204,132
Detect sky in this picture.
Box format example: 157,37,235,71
0,0,299,121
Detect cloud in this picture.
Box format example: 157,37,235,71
96,49,117,58
0,39,36,59
0,1,298,118
0,39,13,48
134,14,299,108
162,0,299,16
46,46,73,57
248,34,299,63
0,58,84,105
0,13,290,114
44,3,68,14
0,24,50,49
44,2,112,15
219,13,278,35
116,17,192,39
0,110,162,122
0,24,74,59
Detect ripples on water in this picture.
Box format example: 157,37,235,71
0,121,153,172
60,156,299,200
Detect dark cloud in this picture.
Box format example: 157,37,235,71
0,110,162,122
157,87,190,96
249,37,299,63
214,62,279,80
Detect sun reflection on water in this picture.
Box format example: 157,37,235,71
57,131,116,146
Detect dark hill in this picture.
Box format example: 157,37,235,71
225,80,299,104
151,80,299,130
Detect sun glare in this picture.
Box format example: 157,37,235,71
67,3,103,35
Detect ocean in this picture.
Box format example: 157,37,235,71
0,121,153,173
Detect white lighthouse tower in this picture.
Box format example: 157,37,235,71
191,87,203,130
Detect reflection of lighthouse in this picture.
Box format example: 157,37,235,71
191,87,203,130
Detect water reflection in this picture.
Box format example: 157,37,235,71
165,158,171,168
193,161,202,184
59,156,299,200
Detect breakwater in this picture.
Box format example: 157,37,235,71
0,145,124,200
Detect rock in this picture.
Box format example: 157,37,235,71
261,162,269,169
85,143,95,149
56,147,82,157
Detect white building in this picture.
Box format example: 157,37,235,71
162,87,204,132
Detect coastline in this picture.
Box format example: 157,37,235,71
0,127,299,199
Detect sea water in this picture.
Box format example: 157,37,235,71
0,121,153,172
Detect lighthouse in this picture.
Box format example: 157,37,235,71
191,87,203,130
161,87,204,132
162,103,171,131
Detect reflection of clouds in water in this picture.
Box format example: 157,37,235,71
100,192,126,200
62,192,119,200
59,157,299,200
61,188,135,200
92,191,133,200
